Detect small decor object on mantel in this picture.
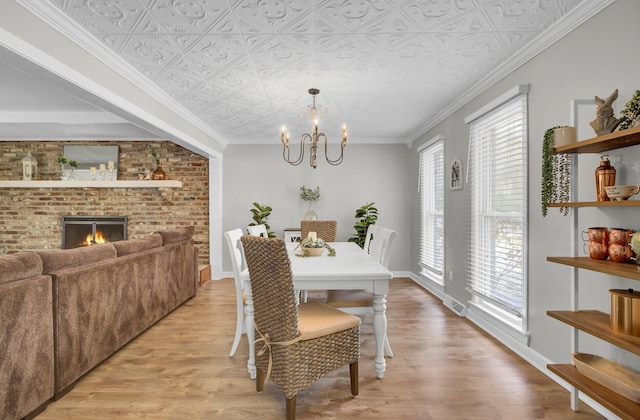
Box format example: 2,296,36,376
22,152,37,180
67,160,79,181
300,185,320,221
151,150,166,180
296,231,336,257
56,155,67,180
589,89,623,135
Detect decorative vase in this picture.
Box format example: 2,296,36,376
303,202,318,221
60,163,66,180
67,168,75,181
152,163,166,180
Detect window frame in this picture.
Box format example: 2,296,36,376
418,135,445,285
465,85,529,335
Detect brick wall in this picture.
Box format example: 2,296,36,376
0,141,209,266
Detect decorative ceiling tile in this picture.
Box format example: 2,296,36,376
118,34,182,77
315,0,394,33
231,0,313,34
56,0,147,33
249,35,312,68
400,0,479,31
144,0,231,34
182,34,247,68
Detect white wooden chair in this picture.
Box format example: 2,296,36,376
224,228,247,357
326,225,397,357
247,224,268,237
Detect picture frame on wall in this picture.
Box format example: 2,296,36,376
450,158,463,191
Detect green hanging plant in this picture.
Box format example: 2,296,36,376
541,127,571,217
347,202,378,248
617,89,640,131
248,202,275,237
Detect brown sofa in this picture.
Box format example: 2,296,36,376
0,253,54,420
0,226,198,419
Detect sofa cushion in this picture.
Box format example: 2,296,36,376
112,233,162,257
0,252,43,285
155,226,195,245
37,243,117,274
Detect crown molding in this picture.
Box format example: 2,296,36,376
406,0,616,147
15,0,227,155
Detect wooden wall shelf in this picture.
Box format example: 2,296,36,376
547,310,640,356
0,180,182,188
546,200,640,208
548,364,640,420
546,256,640,281
555,126,640,154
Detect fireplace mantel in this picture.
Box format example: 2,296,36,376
0,180,182,188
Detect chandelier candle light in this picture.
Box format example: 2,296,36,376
281,88,347,169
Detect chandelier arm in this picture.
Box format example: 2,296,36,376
282,133,309,166
320,132,346,166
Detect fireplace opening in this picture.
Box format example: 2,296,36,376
61,216,127,249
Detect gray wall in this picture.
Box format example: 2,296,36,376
222,143,411,273
411,0,640,365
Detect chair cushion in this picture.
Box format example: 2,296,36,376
326,289,374,308
297,301,361,340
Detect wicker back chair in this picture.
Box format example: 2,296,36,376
300,220,337,242
240,235,360,420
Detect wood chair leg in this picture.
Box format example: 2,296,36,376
350,361,359,396
256,368,265,393
286,395,296,420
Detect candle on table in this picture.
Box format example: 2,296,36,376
308,231,317,241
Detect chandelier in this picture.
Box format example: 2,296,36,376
281,88,347,169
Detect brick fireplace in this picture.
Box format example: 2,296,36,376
0,140,210,266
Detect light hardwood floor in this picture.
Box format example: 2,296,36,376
38,278,603,419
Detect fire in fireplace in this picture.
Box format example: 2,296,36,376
61,216,127,249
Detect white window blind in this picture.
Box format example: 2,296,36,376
467,92,527,328
418,139,444,283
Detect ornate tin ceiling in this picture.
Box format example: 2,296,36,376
30,0,588,145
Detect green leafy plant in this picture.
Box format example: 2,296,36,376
348,202,378,248
248,202,275,237
300,185,320,203
541,127,571,217
68,160,79,169
151,150,160,164
56,156,67,165
617,89,640,131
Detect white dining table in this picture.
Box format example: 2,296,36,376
239,241,393,379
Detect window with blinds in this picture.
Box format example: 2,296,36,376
467,88,528,331
418,138,444,284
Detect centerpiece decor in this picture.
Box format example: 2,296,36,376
296,231,336,257
300,185,320,221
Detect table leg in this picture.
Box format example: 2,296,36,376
245,280,256,379
372,292,387,379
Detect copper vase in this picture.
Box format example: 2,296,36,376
152,163,166,180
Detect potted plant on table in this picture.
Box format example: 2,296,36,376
296,232,336,257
